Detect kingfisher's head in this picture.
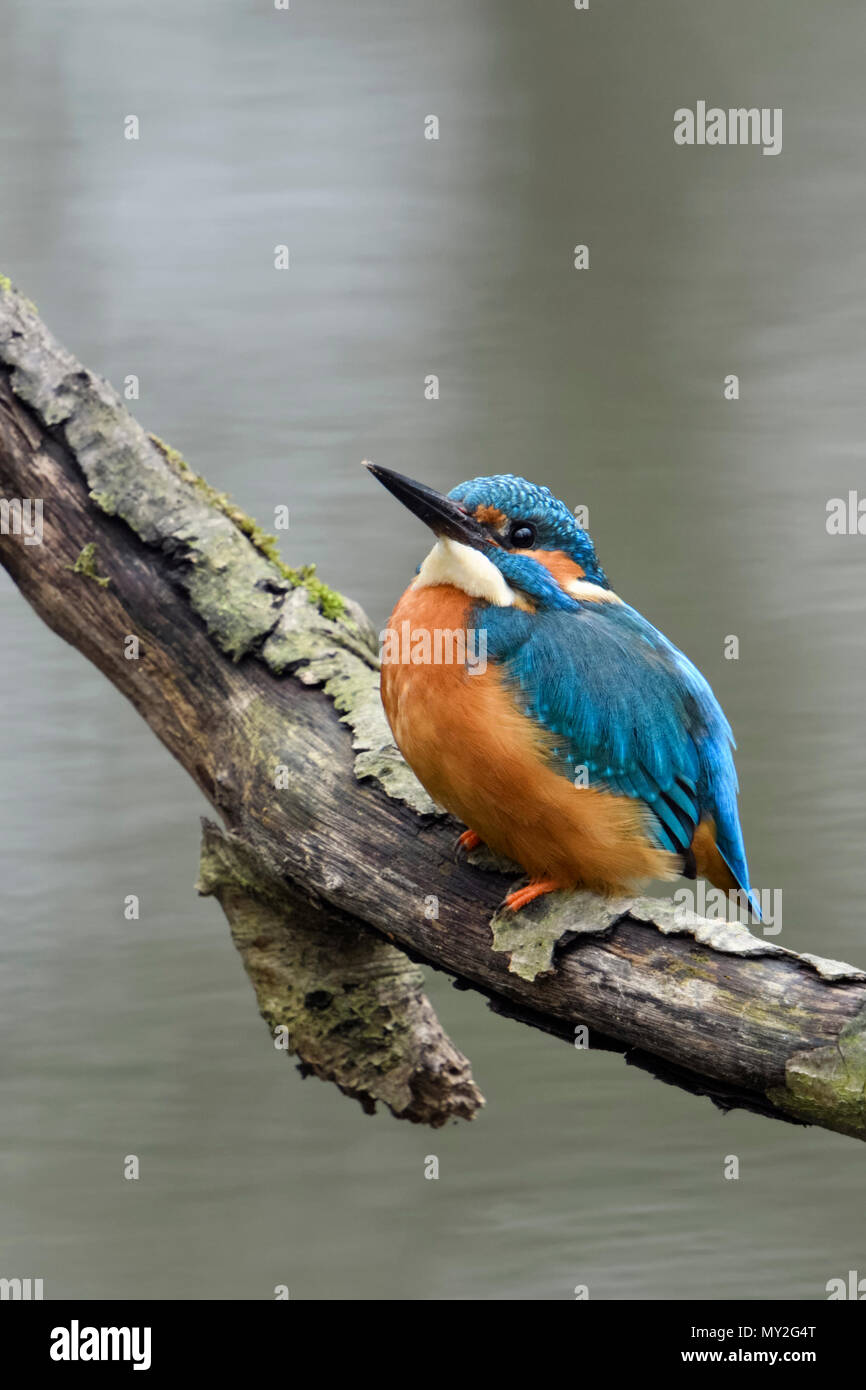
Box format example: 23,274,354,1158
366,463,611,610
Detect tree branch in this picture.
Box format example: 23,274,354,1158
2,274,865,1140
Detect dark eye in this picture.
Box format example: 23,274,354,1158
509,523,536,548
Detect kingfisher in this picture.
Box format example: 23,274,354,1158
367,463,759,916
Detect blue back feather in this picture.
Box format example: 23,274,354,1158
474,598,758,914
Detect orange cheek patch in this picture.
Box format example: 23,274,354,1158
474,504,507,528
523,549,585,588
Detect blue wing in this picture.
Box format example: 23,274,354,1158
479,600,758,911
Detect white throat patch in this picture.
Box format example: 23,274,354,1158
413,538,515,606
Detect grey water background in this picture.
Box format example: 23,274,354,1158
1,0,865,1300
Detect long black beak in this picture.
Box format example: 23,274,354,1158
364,462,488,549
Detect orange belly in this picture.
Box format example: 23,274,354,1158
380,583,675,895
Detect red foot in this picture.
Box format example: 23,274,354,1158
504,878,561,912
457,829,482,854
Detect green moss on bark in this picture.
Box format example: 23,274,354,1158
767,1004,866,1141
149,433,345,619
69,542,110,588
0,271,37,313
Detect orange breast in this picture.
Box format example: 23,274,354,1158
380,582,675,895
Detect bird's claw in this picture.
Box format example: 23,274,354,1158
500,879,560,913
455,828,482,860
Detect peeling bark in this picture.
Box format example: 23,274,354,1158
2,273,866,1140
197,822,481,1126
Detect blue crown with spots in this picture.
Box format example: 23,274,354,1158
447,474,608,588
